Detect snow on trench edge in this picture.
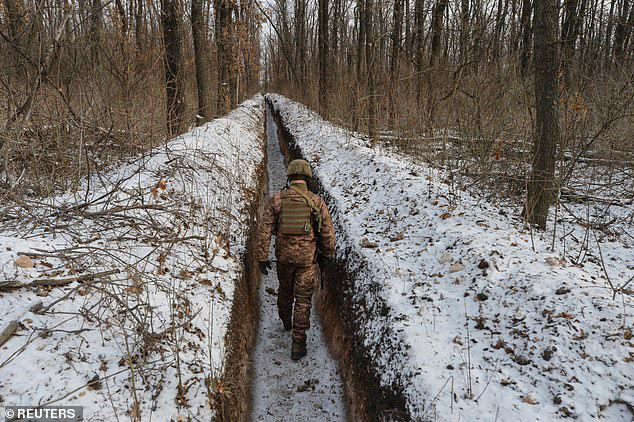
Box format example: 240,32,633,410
267,93,634,422
0,96,266,421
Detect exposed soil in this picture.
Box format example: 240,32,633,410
214,109,268,422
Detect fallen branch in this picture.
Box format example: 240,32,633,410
0,320,19,347
560,188,632,207
0,280,23,290
28,269,121,287
81,204,166,217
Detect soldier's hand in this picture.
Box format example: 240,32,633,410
258,260,272,275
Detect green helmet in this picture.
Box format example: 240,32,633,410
287,159,312,178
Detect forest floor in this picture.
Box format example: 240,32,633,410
249,106,347,422
0,97,265,421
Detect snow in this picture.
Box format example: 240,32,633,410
267,93,634,421
249,106,346,421
0,96,265,420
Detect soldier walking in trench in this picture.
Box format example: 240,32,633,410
256,159,336,360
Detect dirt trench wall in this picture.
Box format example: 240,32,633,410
214,110,268,422
266,98,411,422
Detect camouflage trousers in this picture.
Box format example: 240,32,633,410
276,263,317,344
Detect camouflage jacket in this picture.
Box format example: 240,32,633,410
256,180,336,266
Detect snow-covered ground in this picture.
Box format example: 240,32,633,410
250,106,346,421
0,96,265,420
268,94,634,421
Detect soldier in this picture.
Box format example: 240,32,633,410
256,159,336,360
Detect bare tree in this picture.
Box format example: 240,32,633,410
389,0,403,128
318,0,329,111
192,0,212,124
525,0,560,228
160,0,186,134
216,0,236,114
429,0,448,66
366,0,377,143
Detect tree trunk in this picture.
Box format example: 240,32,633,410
294,0,306,85
357,0,366,79
389,0,403,128
192,0,211,124
366,0,377,143
160,0,186,134
318,0,329,112
215,0,235,114
415,0,425,109
90,0,103,67
135,0,145,53
519,0,532,75
605,0,617,67
429,0,449,66
3,0,27,74
354,0,366,131
405,0,411,56
561,0,585,85
459,0,470,64
613,0,632,63
525,0,560,229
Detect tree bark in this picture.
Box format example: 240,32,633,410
429,0,449,66
519,0,532,75
389,0,403,128
366,0,377,143
318,0,329,111
614,0,633,63
215,0,235,114
90,0,103,67
3,0,27,74
192,0,211,124
525,0,560,229
294,0,306,85
415,0,425,109
160,0,186,134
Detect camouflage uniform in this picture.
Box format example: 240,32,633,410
257,180,336,346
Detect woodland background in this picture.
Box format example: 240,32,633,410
1,0,633,225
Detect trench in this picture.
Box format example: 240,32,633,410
248,105,348,421
265,97,411,422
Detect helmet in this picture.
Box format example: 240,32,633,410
287,159,312,178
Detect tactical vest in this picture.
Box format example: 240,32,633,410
279,189,314,235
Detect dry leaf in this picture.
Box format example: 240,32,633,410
15,255,34,268
390,232,405,242
439,212,451,220
521,395,539,405
361,238,378,248
449,262,465,273
127,284,143,295
158,180,167,190
438,252,453,264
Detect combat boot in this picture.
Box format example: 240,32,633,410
291,341,307,361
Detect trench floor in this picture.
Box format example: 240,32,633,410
249,106,346,421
